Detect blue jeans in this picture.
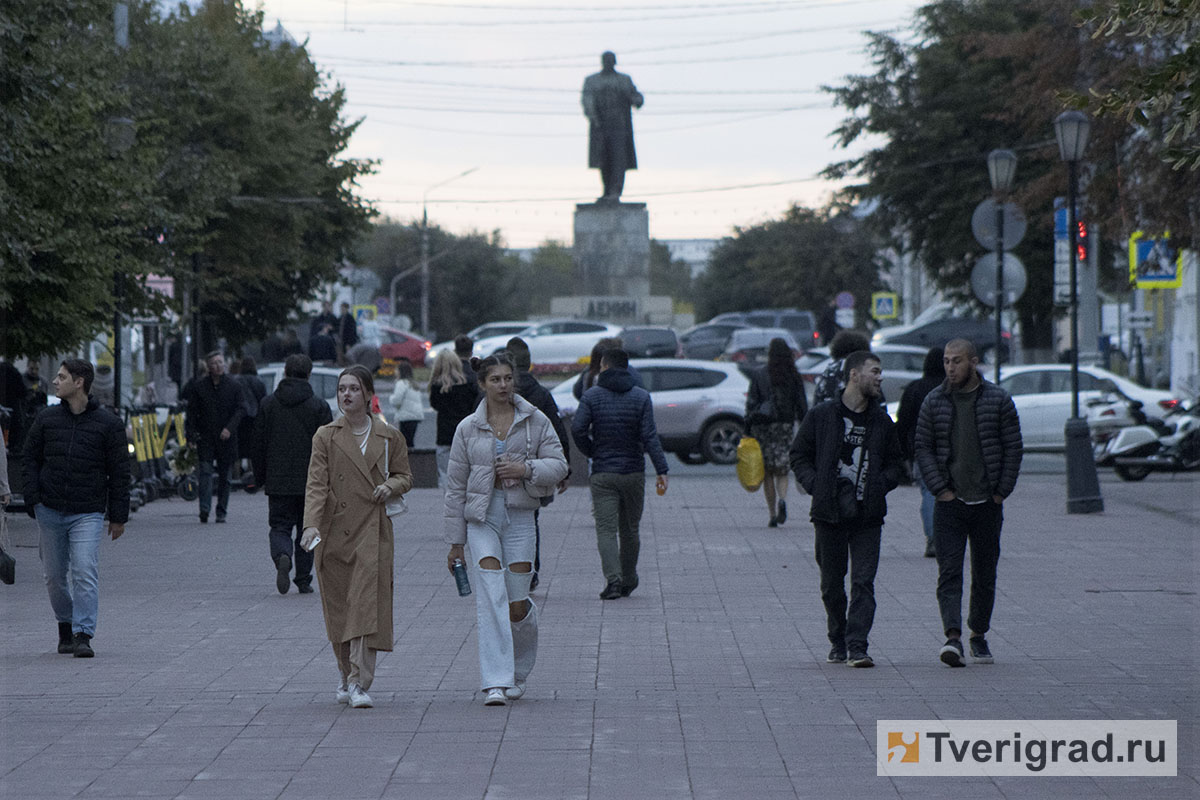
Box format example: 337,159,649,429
197,441,234,517
916,471,935,543
36,505,104,636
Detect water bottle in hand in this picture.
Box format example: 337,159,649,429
452,558,472,596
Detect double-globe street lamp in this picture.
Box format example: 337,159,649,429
986,148,1017,385
1054,110,1103,514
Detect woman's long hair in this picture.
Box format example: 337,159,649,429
583,336,623,390
766,337,800,388
431,349,465,393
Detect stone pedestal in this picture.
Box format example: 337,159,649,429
574,202,650,298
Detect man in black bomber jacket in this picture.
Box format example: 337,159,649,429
790,350,904,668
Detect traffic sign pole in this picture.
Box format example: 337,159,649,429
994,204,1004,384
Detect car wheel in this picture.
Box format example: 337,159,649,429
676,451,706,465
1114,464,1151,482
700,418,744,465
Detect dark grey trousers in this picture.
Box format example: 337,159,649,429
813,522,882,653
934,499,1003,637
589,472,645,585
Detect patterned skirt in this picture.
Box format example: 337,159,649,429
750,422,794,473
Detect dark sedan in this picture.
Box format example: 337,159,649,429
678,322,749,360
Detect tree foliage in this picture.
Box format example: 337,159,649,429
694,205,883,321
0,0,375,359
823,0,1195,349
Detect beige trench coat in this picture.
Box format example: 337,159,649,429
303,417,413,650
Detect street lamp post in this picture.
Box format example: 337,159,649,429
1054,110,1103,514
420,167,478,338
987,149,1017,385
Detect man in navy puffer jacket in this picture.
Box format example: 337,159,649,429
572,349,669,600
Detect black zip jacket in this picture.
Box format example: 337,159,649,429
516,370,571,466
430,379,480,446
23,397,131,522
789,398,903,525
252,378,333,495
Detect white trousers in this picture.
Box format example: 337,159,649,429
466,490,538,691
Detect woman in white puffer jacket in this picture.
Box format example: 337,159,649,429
443,352,568,706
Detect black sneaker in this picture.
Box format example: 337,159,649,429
57,623,74,654
619,575,639,597
776,501,787,525
969,635,994,664
924,540,936,558
297,584,314,594
599,582,623,600
826,645,848,663
768,516,778,528
199,512,208,524
939,638,965,667
72,633,94,658
276,554,292,595
847,651,874,668
215,514,227,524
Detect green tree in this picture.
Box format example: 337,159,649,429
695,205,882,321
513,241,576,317
649,240,694,303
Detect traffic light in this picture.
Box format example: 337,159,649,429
1076,220,1088,263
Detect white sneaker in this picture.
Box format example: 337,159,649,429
504,682,526,700
348,684,373,708
483,687,508,706
335,682,350,704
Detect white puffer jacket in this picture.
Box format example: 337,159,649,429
443,395,569,545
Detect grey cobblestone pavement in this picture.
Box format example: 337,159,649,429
1,465,1196,799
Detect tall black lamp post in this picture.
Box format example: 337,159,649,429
1054,110,1103,514
986,148,1017,384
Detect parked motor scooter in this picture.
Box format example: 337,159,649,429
1086,390,1143,464
1105,398,1199,480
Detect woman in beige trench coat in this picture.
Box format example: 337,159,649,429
302,366,412,709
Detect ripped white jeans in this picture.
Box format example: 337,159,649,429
466,489,538,691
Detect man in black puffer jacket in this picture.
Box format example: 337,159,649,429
790,350,903,668
253,354,332,594
23,359,130,658
914,338,1022,668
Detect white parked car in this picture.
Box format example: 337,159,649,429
551,358,751,465
474,320,624,367
997,364,1177,451
428,320,535,360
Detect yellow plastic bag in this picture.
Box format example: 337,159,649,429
736,436,764,492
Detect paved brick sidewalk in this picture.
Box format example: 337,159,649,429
1,469,1195,799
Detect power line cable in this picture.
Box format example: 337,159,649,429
331,74,826,94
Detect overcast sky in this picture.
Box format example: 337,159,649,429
253,0,922,247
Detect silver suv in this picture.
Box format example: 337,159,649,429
553,358,750,465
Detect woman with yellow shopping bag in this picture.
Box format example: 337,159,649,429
745,338,808,527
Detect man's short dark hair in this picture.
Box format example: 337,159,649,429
506,337,531,371
830,330,871,360
60,358,94,394
284,353,312,379
600,348,629,369
204,350,223,362
454,334,474,357
843,350,880,380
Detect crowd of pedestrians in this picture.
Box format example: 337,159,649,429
11,327,1022,701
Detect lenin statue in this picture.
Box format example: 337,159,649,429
581,52,644,203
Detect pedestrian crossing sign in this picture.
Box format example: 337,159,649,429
871,292,899,320
1129,231,1182,288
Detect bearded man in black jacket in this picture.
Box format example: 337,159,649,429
184,351,244,524
790,350,904,668
24,359,130,658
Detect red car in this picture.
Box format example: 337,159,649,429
360,321,431,367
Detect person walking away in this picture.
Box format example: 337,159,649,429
309,324,338,364
253,354,333,595
0,433,9,507
429,350,480,488
455,335,477,385
914,338,1022,667
337,302,359,364
310,300,338,341
23,359,130,657
746,337,808,527
443,353,568,705
184,351,244,524
506,337,572,591
572,337,643,400
817,299,841,347
301,366,412,708
812,330,872,405
790,350,903,668
389,358,424,448
895,347,946,558
571,348,668,600
236,356,267,489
